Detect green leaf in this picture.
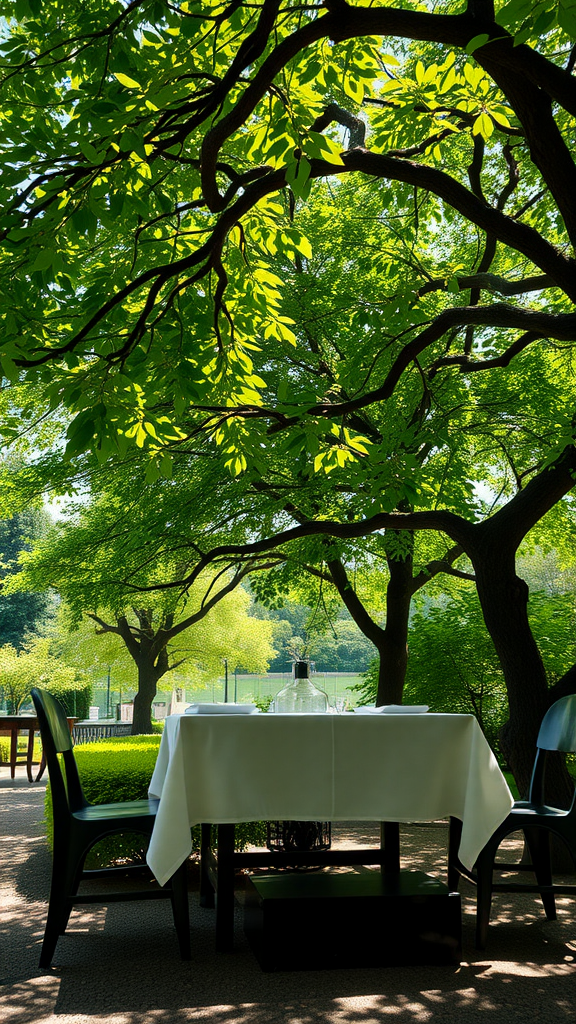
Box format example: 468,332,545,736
31,249,55,272
78,141,100,163
119,129,147,160
472,112,494,138
160,453,174,479
558,0,576,37
145,460,160,483
114,73,142,90
465,34,491,54
0,356,19,383
15,0,31,21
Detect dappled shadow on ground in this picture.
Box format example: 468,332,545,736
4,897,576,1024
2,782,576,1024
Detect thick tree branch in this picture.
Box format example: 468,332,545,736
308,305,576,420
15,142,575,370
430,329,541,375
327,558,386,646
478,444,576,551
337,150,576,297
310,103,367,147
416,273,553,299
197,5,576,241
88,612,142,662
176,446,576,584
410,544,472,591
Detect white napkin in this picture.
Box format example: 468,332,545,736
354,704,429,715
185,703,257,715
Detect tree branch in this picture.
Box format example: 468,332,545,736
327,558,386,646
410,543,473,591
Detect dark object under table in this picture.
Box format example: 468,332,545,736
244,869,462,971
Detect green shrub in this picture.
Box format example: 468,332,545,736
44,734,267,867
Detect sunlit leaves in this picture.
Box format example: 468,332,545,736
370,49,516,157
113,72,141,90
497,0,576,45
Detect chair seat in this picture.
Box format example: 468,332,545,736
73,798,159,823
507,801,570,821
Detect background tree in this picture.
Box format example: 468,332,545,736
0,511,52,647
0,634,84,715
11,478,278,732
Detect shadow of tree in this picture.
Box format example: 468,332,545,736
3,789,576,1024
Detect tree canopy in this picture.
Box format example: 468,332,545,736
2,1,576,777
1,0,574,481
11,481,277,730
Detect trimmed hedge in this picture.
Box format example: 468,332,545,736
44,734,267,868
47,680,93,722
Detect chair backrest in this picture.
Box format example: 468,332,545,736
528,694,576,807
537,694,576,752
31,687,87,816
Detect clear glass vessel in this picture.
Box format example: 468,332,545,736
272,661,329,714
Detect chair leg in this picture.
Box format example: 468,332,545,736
475,848,496,950
448,816,462,891
168,861,191,961
40,868,73,967
39,838,85,966
523,827,556,920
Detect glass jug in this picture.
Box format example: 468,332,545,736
273,661,329,713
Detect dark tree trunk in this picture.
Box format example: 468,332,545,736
472,547,549,797
470,533,574,812
373,636,407,705
374,542,414,705
131,656,160,735
327,546,413,706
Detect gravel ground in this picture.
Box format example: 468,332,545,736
2,767,576,1024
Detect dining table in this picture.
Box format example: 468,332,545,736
0,714,77,782
147,710,513,950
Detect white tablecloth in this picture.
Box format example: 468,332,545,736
147,712,513,886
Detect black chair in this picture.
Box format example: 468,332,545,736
31,687,191,966
449,694,576,948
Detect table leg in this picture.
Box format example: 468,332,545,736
25,728,35,783
10,727,17,780
215,824,236,952
381,821,400,874
200,823,215,908
448,816,463,891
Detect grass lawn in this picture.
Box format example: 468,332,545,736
187,672,364,709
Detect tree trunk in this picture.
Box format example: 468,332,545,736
472,541,574,809
375,544,414,705
327,549,412,706
373,633,408,705
131,656,160,735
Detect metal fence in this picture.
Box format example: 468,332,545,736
72,722,133,745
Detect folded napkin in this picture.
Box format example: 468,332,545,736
354,704,429,715
185,703,257,715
